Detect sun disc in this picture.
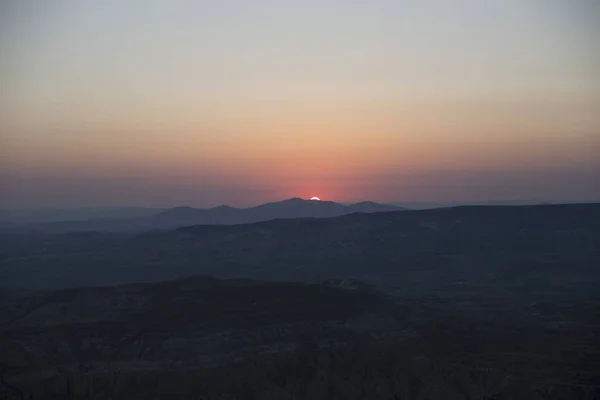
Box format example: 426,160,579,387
310,197,320,201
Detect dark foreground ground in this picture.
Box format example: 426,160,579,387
0,204,599,398
1,275,599,399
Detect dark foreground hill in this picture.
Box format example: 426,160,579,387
6,198,402,234
1,275,599,399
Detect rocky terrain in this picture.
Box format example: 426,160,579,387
1,275,599,399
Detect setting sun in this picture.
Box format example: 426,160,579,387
310,197,321,201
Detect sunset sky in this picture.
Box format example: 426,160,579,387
1,0,599,207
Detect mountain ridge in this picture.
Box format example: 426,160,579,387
4,198,404,234
1,203,597,292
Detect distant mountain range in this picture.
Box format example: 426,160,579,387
1,198,403,234
1,203,598,291
4,199,597,224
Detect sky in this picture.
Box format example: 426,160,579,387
1,0,599,208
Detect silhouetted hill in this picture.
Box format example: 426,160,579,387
13,198,404,233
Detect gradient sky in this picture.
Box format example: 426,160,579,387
1,0,599,207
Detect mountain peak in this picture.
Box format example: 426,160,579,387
171,206,196,211
352,201,377,206
155,206,204,218
284,197,306,202
211,205,236,211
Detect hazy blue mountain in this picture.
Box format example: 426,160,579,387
151,198,404,228
11,198,404,234
154,198,399,225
